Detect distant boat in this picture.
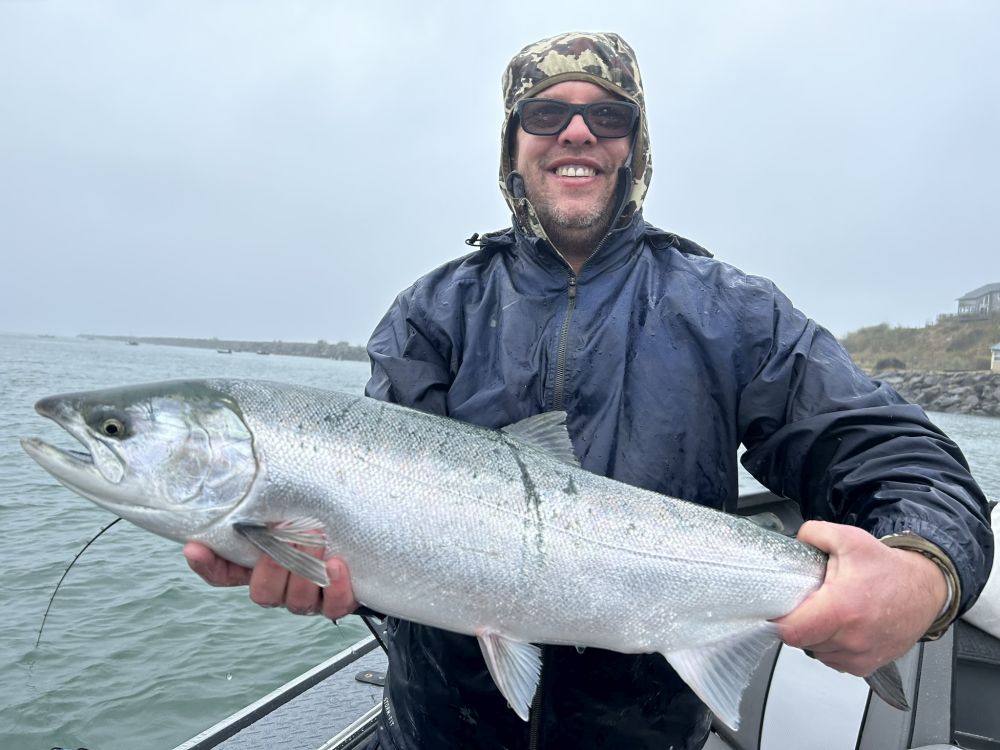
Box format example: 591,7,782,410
127,340,139,346
217,349,233,354
256,350,270,355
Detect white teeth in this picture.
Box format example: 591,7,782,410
555,165,597,177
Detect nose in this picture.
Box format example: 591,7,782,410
559,113,596,145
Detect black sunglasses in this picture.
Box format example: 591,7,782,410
515,98,639,139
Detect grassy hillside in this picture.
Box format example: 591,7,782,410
841,317,1000,372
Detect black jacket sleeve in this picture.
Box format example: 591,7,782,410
738,287,993,614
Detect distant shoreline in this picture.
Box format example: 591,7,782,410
76,335,1000,419
80,334,369,362
873,369,1000,419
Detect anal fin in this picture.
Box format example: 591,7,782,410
477,632,542,721
664,622,781,731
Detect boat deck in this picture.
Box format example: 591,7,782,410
173,635,387,750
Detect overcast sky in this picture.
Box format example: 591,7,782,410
1,0,997,345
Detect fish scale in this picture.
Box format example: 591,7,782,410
21,377,906,729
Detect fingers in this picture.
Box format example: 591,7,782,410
183,541,252,587
284,558,324,615
248,551,298,608
249,537,325,615
185,541,358,621
777,595,873,676
248,553,359,620
321,558,359,621
774,587,841,651
795,519,871,556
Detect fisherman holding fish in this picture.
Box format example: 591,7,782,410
183,32,992,749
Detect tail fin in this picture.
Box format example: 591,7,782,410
865,661,909,710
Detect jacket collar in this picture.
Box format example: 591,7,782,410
481,210,647,283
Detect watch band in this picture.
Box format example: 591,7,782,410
880,530,961,641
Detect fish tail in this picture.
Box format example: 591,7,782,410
865,661,909,711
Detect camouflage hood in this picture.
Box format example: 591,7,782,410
499,31,652,243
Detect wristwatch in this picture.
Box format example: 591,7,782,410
880,530,961,641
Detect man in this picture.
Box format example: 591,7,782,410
185,31,992,749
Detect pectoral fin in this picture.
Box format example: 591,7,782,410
664,622,781,731
233,518,329,587
477,632,542,721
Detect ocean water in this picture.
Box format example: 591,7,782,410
1,334,998,750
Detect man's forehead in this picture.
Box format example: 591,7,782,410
533,80,624,102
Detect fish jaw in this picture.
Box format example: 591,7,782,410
21,381,258,544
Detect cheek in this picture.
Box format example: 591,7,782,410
608,139,631,169
514,130,545,174
513,130,525,173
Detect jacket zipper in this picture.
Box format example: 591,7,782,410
549,222,617,412
527,646,548,750
551,276,578,412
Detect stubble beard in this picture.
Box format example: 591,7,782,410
530,186,618,260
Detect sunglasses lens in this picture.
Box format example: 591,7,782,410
586,103,636,138
519,100,573,135
518,99,637,138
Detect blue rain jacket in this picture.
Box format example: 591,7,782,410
363,212,992,750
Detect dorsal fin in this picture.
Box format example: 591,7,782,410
501,411,579,467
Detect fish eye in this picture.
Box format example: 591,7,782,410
100,418,126,438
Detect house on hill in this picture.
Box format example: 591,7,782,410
993,342,1000,372
957,282,1000,317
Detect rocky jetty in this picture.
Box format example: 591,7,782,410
874,370,1000,418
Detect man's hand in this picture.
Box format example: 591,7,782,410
775,520,949,676
183,542,359,621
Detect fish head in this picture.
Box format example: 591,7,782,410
21,380,256,543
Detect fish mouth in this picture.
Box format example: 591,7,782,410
22,395,130,506
21,436,94,469
20,435,128,503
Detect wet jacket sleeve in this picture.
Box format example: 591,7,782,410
737,285,993,613
365,283,453,416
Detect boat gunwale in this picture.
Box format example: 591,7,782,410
171,635,381,750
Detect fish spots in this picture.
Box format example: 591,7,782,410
437,436,455,457
320,402,357,432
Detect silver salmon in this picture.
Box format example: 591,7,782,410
21,378,906,728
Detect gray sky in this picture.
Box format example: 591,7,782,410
1,0,997,345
